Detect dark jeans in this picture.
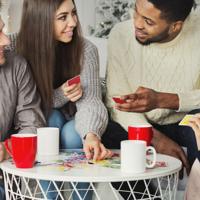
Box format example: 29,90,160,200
152,109,200,166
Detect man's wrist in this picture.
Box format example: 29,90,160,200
151,128,160,146
157,92,179,110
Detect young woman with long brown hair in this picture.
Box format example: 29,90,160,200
17,0,112,199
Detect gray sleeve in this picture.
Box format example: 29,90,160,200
53,87,69,108
14,58,46,134
75,40,108,139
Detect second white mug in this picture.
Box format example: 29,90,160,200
121,140,156,174
37,127,59,156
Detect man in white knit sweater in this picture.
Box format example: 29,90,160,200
106,0,200,172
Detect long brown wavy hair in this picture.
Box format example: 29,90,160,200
17,0,83,116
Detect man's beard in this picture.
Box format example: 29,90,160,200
136,27,170,46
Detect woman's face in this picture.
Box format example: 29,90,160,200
54,0,77,43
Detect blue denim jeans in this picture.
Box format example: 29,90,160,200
40,109,92,200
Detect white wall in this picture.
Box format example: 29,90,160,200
0,0,11,33
75,0,97,36
8,0,23,33
0,0,23,33
1,0,97,35
2,0,200,34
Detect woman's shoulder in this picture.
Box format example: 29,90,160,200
81,38,99,70
82,38,98,55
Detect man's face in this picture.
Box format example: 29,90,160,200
133,0,173,45
0,17,10,65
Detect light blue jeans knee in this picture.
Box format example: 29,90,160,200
40,109,92,200
48,109,66,130
60,120,83,149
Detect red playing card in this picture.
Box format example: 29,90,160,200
112,96,126,104
67,75,81,86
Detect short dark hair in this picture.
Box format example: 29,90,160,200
148,0,195,22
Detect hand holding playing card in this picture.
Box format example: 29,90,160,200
115,87,159,112
179,115,194,126
61,75,82,102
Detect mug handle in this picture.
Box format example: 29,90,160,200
4,139,13,157
146,146,156,168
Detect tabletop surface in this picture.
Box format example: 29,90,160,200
0,150,182,182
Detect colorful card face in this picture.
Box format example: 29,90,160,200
67,75,81,86
112,96,126,104
179,114,194,126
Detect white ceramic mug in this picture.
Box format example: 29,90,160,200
121,140,156,173
37,127,59,156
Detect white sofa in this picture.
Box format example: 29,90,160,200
86,36,108,79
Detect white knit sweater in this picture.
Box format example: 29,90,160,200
106,6,200,130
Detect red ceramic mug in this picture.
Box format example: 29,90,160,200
4,133,37,168
128,125,153,146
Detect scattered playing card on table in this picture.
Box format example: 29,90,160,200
155,161,168,167
147,159,168,168
179,114,194,126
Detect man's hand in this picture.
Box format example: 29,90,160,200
152,128,190,175
115,86,179,112
0,142,10,162
116,87,159,112
83,133,113,161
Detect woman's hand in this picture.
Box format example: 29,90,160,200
61,82,83,102
83,133,113,161
188,114,200,150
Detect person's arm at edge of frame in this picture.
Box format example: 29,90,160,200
188,115,200,160
14,57,45,134
0,56,45,162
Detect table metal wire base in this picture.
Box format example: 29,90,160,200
3,171,179,200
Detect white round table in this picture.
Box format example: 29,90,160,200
0,152,182,200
